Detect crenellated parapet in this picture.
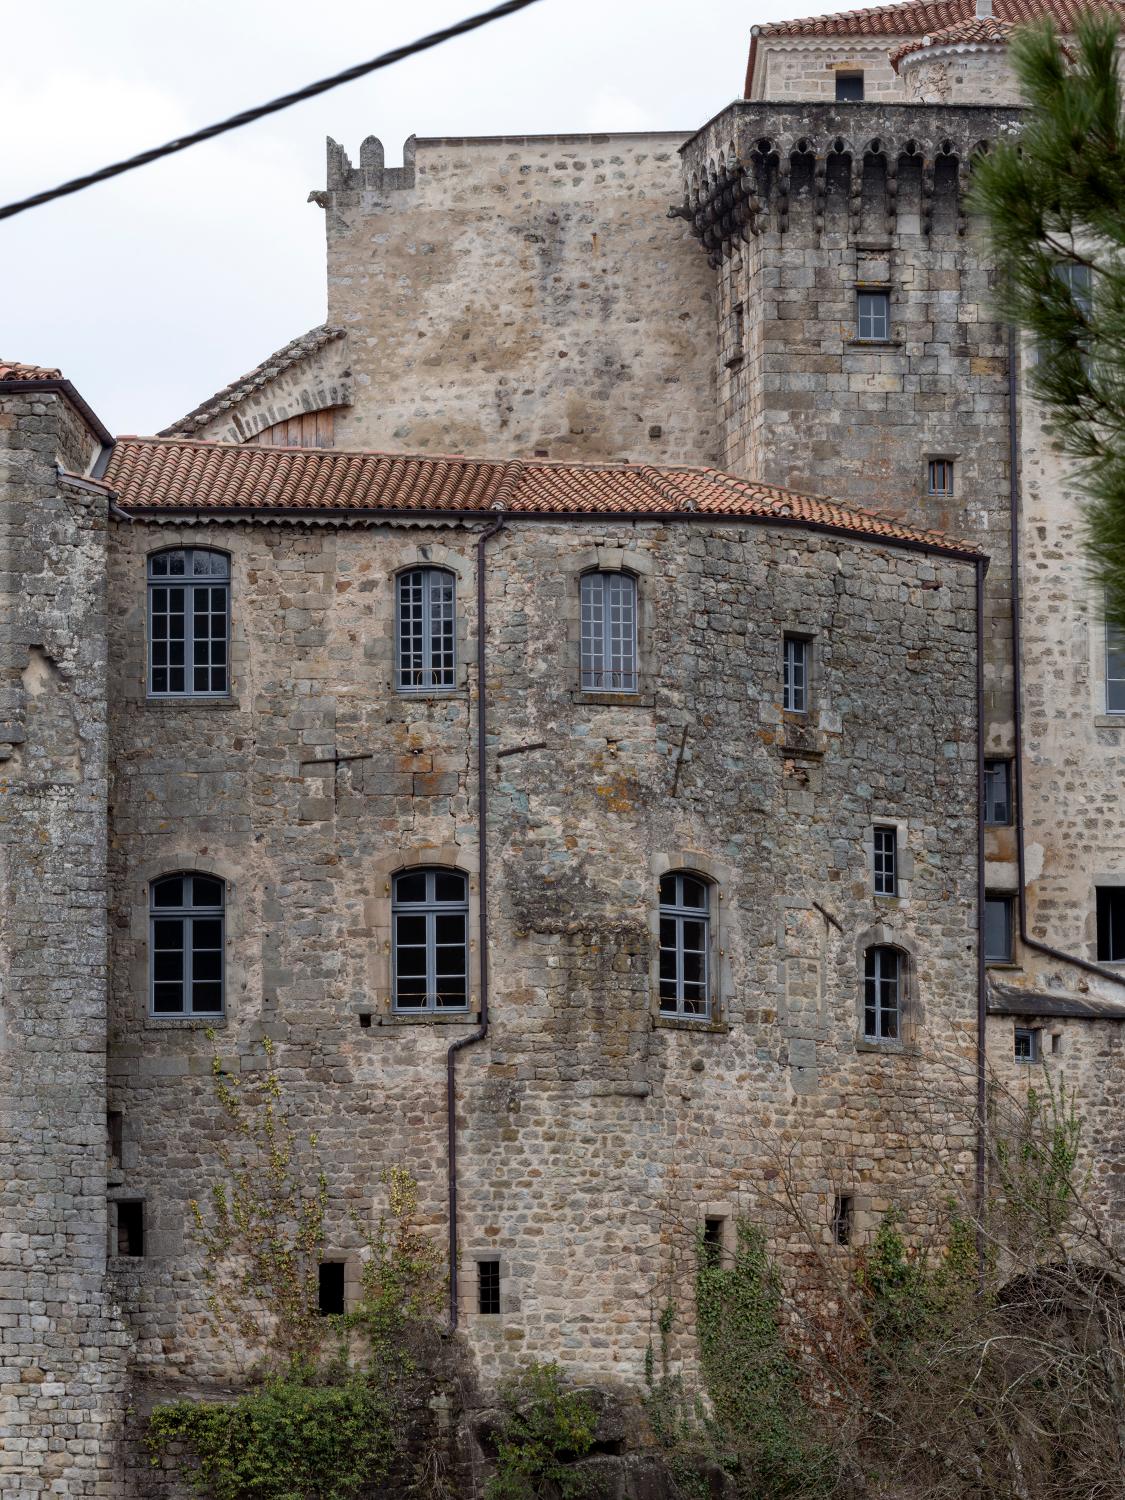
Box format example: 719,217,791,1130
675,102,1023,263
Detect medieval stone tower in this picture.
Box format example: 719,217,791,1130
2,3,1124,1495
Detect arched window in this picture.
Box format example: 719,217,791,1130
392,868,469,1012
148,548,230,698
863,945,902,1041
659,872,710,1018
396,567,456,691
149,874,225,1015
580,571,637,692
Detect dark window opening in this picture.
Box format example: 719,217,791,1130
856,289,890,342
318,1262,346,1316
836,70,864,101
927,458,955,496
116,1201,144,1258
659,872,711,1019
701,1218,725,1268
1096,886,1125,961
478,1259,501,1315
873,825,897,897
392,867,470,1013
983,760,1013,825
107,1110,123,1163
984,895,1014,964
358,1012,372,1029
832,1195,853,1246
1014,1027,1038,1062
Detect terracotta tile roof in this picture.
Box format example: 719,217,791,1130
891,15,1016,66
102,436,980,559
754,0,1124,38
160,324,346,437
0,360,64,381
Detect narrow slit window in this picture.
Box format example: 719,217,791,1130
835,70,864,101
397,567,456,692
927,459,954,496
863,946,901,1041
984,895,1014,964
1096,886,1125,962
580,571,638,692
149,874,225,1017
658,873,711,1019
478,1259,501,1315
832,1195,853,1246
392,868,469,1012
107,1111,123,1164
116,1201,144,1258
873,826,897,897
856,290,890,342
318,1262,346,1316
1014,1027,1038,1062
983,760,1012,825
701,1218,724,1269
148,548,229,698
783,635,810,714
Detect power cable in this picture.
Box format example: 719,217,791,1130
0,0,544,222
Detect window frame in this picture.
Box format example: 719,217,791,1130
856,288,891,343
783,634,811,714
395,565,457,694
1106,611,1125,715
147,547,230,700
148,872,226,1017
984,893,1015,965
873,825,898,897
658,871,712,1020
835,70,864,101
579,569,639,694
391,867,471,1013
1096,885,1125,963
983,760,1013,826
863,944,902,1042
1014,1026,1039,1063
927,458,955,497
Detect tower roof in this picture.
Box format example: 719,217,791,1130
890,13,1018,67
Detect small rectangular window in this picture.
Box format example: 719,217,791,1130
477,1259,501,1315
856,289,890,342
701,1218,724,1269
1014,1027,1038,1062
832,1195,853,1246
873,826,897,897
318,1262,346,1316
783,635,810,713
1107,616,1125,714
927,459,954,496
116,1201,144,1258
1096,886,1125,961
835,70,864,101
983,760,1012,825
984,895,1014,964
1051,1032,1062,1055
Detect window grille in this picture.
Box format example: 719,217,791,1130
983,760,1012,825
148,548,229,697
863,945,900,1041
397,567,456,691
1107,613,1125,714
392,868,469,1012
835,71,864,101
1096,886,1125,962
1014,1027,1038,1062
580,571,638,692
658,873,710,1018
477,1259,501,1315
927,459,954,496
150,873,225,1016
856,290,890,342
783,635,809,713
873,825,897,897
984,895,1014,963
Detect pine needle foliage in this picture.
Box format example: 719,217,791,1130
971,17,1125,623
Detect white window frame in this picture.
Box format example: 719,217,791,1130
856,289,890,342
147,548,230,699
783,634,810,714
1106,613,1125,715
580,570,638,692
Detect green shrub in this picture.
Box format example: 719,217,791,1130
485,1362,600,1499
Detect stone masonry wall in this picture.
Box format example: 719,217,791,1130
104,512,980,1450
316,134,719,465
0,391,127,1497
755,40,912,103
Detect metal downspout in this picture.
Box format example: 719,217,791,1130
446,512,507,1330
975,558,988,1277
1006,324,1125,988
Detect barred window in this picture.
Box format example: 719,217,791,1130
873,825,897,897
863,945,901,1041
856,289,890,342
148,548,229,697
580,571,638,692
927,459,954,496
150,873,225,1016
392,868,469,1012
659,872,710,1018
397,567,456,692
783,635,809,713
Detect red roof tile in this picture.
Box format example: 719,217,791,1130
102,436,980,559
891,15,1017,66
0,360,64,381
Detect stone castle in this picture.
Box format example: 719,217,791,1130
3,0,1125,1493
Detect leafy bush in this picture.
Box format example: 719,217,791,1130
485,1362,599,1499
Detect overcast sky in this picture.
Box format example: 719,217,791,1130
4,0,821,436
